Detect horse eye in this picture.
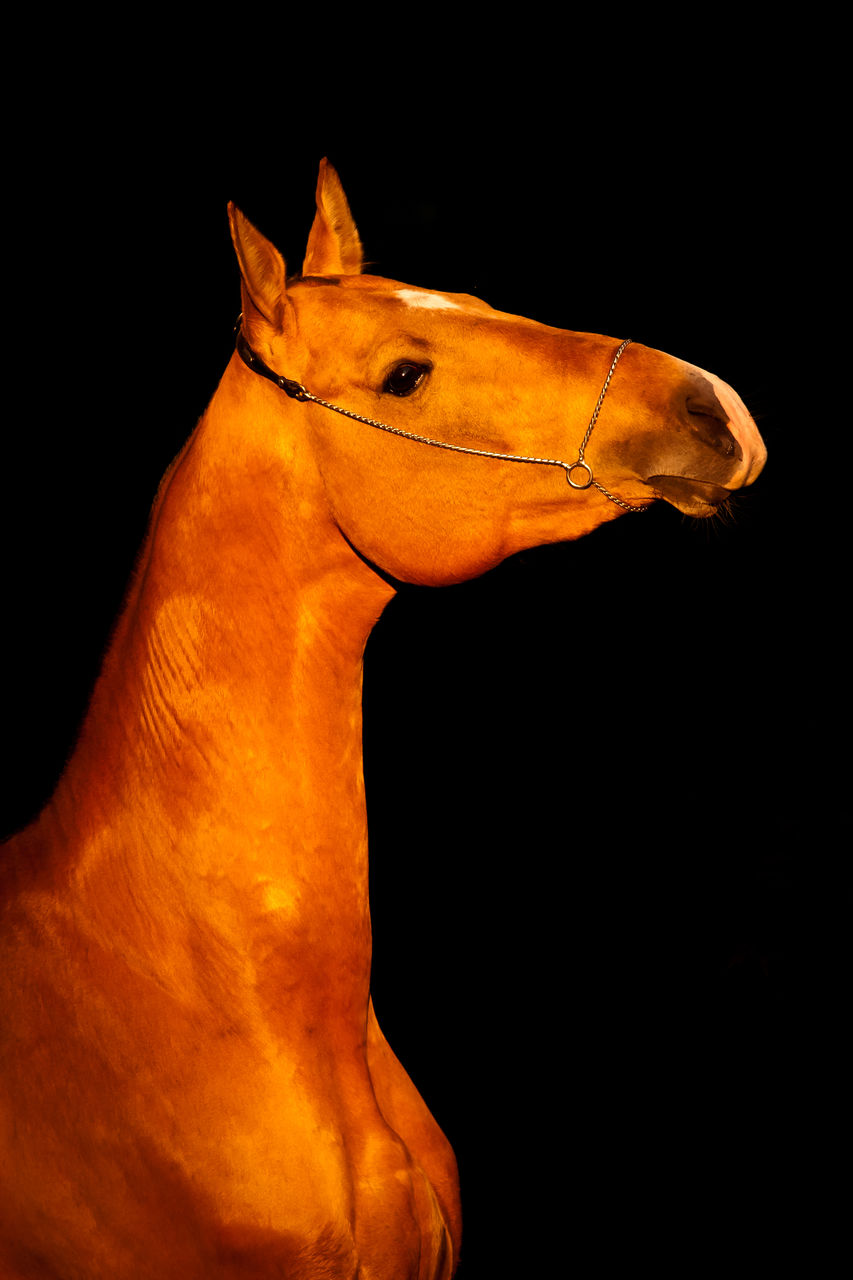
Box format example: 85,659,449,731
384,362,429,397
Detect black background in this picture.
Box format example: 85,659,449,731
1,27,841,1276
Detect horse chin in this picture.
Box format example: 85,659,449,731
647,475,733,518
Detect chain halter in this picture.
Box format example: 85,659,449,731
234,322,646,514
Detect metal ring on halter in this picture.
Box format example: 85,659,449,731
566,460,594,490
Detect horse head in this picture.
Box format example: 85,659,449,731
227,159,765,589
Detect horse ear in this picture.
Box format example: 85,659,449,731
302,158,363,277
228,203,289,332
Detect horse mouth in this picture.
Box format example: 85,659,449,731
646,475,733,516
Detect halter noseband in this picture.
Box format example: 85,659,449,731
234,322,645,513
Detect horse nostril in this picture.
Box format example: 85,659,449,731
686,396,727,424
686,397,739,458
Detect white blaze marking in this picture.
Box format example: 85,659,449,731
395,288,462,312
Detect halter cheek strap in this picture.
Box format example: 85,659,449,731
234,323,646,513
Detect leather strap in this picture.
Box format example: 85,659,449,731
235,323,308,400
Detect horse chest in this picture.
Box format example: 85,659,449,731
2,981,448,1279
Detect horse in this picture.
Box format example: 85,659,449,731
0,159,766,1279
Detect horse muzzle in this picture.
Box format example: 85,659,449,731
642,362,767,515
645,474,735,515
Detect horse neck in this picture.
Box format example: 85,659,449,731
32,361,396,1013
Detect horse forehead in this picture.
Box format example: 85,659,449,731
290,276,593,373
292,277,555,356
294,275,497,319
389,286,486,314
